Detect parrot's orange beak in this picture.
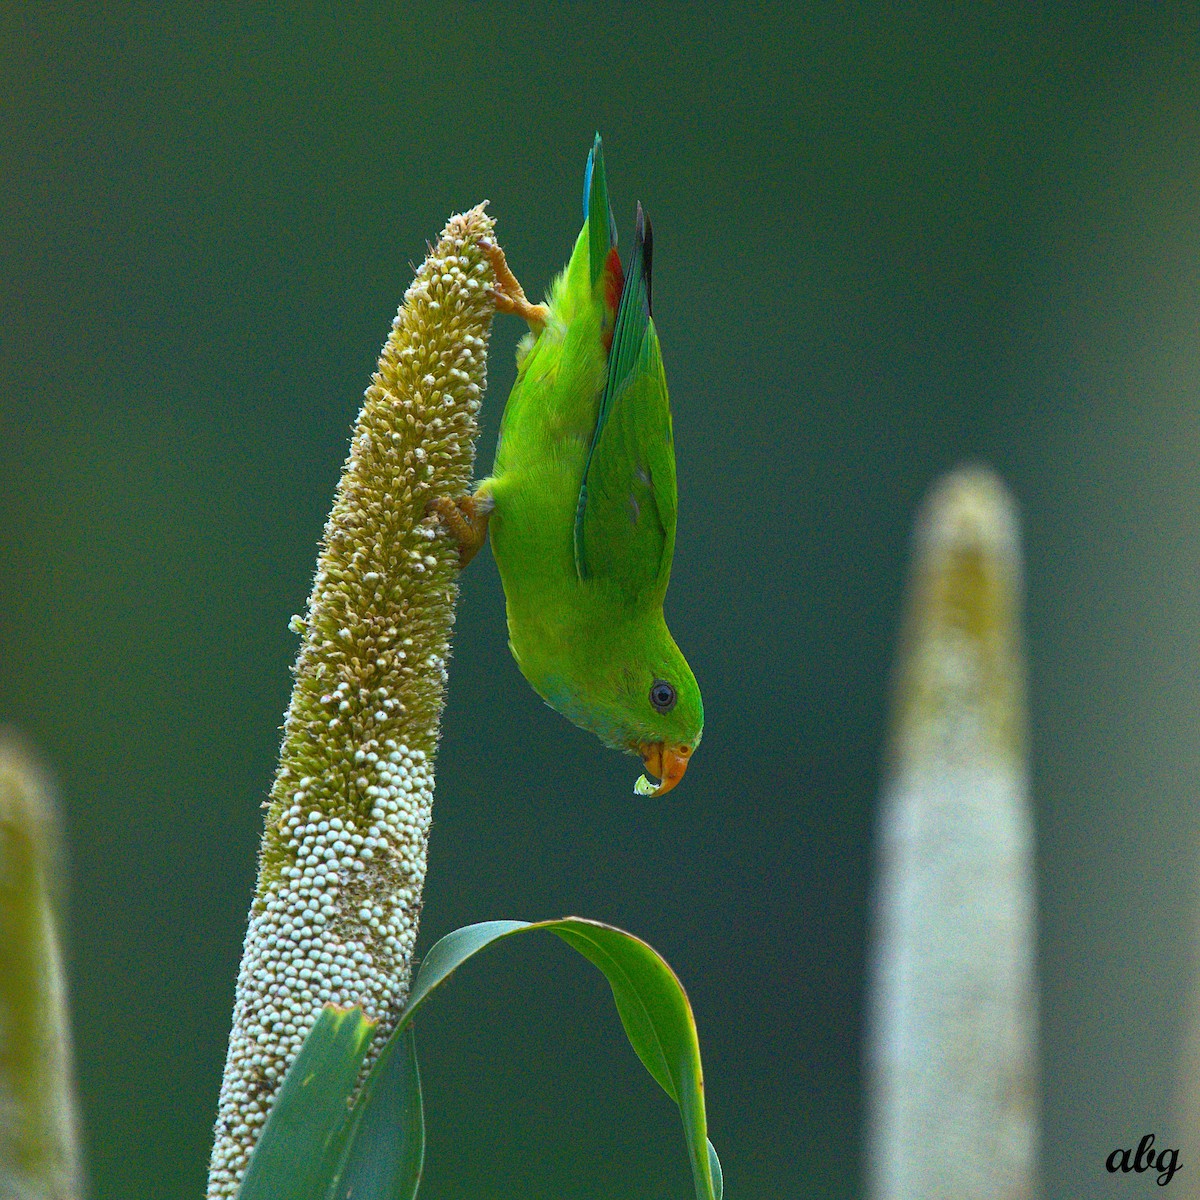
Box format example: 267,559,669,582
634,742,692,797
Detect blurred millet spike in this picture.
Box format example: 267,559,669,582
891,465,1026,769
206,204,499,1198
867,466,1040,1200
0,730,82,1200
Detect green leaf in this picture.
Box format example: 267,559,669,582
326,1024,424,1200
235,1005,375,1200
403,919,528,1011
385,917,723,1200
707,1138,724,1200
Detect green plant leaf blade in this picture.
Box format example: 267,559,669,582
549,920,718,1200
235,1005,375,1200
549,921,682,1101
707,1138,724,1200
326,1024,424,1200
385,916,720,1200
403,919,530,1013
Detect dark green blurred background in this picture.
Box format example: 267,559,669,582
4,5,1200,1197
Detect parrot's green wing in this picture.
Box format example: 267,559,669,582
574,205,678,604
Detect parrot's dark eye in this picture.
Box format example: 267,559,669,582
649,680,677,714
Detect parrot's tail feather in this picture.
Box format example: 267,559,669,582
582,132,599,219
584,132,618,288
604,201,653,399
635,202,652,318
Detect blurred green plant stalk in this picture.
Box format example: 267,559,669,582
207,205,498,1197
866,467,1040,1200
0,732,82,1200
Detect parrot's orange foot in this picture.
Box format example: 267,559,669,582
426,492,494,568
479,239,549,331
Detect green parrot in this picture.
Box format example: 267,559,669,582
431,135,702,796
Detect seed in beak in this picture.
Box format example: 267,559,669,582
634,742,692,797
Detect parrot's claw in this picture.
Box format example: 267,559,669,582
479,239,549,331
426,492,493,568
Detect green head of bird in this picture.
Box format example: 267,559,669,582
540,619,702,797
628,642,704,798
